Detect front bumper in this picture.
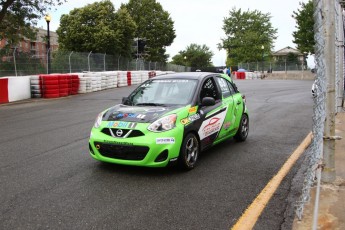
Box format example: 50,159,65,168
89,123,183,167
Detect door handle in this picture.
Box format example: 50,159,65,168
237,101,241,105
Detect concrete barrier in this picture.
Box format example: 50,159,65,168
266,71,314,80
0,76,31,103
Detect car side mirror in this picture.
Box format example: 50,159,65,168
122,97,129,105
201,97,216,106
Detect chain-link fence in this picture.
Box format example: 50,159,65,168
0,49,191,77
295,0,345,223
238,60,310,73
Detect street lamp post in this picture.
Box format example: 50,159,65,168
44,14,51,74
261,45,265,74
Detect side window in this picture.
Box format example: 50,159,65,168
216,77,231,98
200,77,220,101
227,81,237,95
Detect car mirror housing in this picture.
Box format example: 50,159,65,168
122,97,129,105
201,97,216,106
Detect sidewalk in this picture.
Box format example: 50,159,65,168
293,112,345,229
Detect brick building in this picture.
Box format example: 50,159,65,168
0,27,59,60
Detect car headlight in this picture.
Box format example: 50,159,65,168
148,114,177,132
94,112,104,128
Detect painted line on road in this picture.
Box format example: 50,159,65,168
231,132,313,230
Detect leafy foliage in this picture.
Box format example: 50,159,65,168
292,0,315,54
219,8,277,66
122,0,176,62
56,0,136,57
171,44,213,68
0,0,65,49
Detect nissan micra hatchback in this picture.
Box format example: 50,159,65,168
89,72,249,170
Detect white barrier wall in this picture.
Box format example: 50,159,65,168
1,71,168,104
8,76,31,102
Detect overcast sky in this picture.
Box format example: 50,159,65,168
38,0,311,67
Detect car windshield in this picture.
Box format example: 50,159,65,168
128,79,198,106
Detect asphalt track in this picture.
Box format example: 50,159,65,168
0,79,314,229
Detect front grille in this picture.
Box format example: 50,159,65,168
101,128,145,138
94,142,149,160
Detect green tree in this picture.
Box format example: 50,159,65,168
219,8,277,66
0,0,65,51
122,0,176,62
292,0,315,54
170,54,186,66
56,0,137,57
171,44,213,68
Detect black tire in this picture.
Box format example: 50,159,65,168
234,113,249,142
178,133,199,170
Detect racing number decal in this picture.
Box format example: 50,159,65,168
198,107,228,140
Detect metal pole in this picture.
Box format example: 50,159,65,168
88,51,92,72
69,51,73,73
104,53,106,71
322,0,336,183
337,3,344,110
312,164,322,230
47,20,51,74
46,49,50,74
118,55,121,71
302,62,304,79
270,62,272,73
13,47,17,77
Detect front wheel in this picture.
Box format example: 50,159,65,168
178,133,199,170
234,113,249,142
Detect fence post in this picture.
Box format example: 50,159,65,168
118,55,121,70
322,0,336,183
104,53,106,71
13,47,17,77
88,51,92,72
69,51,73,73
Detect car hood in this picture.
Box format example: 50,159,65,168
103,104,182,123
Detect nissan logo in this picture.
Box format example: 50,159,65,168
116,129,123,137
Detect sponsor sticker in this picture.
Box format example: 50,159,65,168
198,108,228,140
107,121,137,129
180,113,200,125
103,140,134,145
128,122,137,129
156,137,175,144
137,114,146,119
115,113,137,118
188,106,198,114
223,121,231,130
154,80,190,83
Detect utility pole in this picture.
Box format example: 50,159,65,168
322,0,336,183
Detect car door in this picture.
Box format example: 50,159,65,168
228,81,245,130
197,76,229,149
212,76,237,142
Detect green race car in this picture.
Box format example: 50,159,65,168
89,72,249,170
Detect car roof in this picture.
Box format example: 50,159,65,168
153,72,215,80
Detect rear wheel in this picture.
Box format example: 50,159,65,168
178,133,199,170
234,113,249,142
